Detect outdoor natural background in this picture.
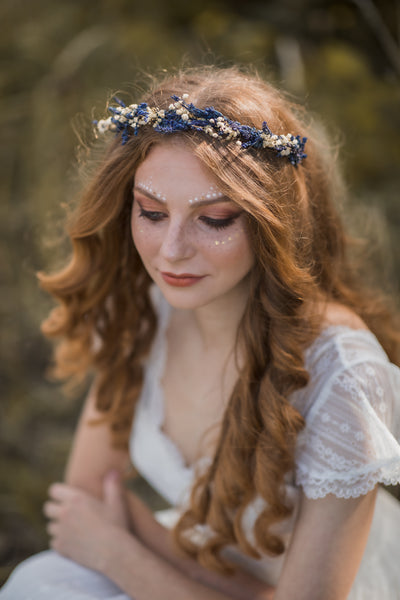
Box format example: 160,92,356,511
1,0,399,586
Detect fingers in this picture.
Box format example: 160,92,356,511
44,483,86,532
43,500,62,520
46,518,58,537
48,482,80,502
43,499,60,543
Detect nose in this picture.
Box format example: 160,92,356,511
160,220,195,262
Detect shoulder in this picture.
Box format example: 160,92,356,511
321,302,367,331
292,308,400,499
294,321,390,418
302,302,388,391
305,325,389,377
290,300,399,435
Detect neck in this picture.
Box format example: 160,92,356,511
189,279,250,351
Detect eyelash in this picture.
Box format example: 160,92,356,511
138,207,238,230
199,215,238,230
138,208,165,222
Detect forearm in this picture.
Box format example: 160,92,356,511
125,491,172,559
125,491,190,575
105,526,271,600
125,490,273,600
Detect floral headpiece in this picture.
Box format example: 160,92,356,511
95,94,307,166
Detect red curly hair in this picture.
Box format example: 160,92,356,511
38,66,400,573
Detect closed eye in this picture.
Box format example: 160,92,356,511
199,215,240,230
138,206,166,222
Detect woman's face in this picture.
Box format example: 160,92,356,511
131,142,254,310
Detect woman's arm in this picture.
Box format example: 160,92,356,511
124,490,274,599
46,478,274,600
273,488,377,600
104,524,273,600
56,388,274,599
126,486,377,600
53,383,377,598
64,384,131,498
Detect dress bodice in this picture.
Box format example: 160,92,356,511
129,286,400,586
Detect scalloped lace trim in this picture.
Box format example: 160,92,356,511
298,464,400,499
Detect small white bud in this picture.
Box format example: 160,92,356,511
97,119,111,133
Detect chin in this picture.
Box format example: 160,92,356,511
157,287,210,310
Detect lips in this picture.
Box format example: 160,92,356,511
160,271,205,287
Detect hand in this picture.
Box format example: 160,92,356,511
43,470,130,572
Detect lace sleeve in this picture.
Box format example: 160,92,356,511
295,359,400,499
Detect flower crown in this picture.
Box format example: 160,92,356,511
95,94,307,166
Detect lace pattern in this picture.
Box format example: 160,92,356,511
295,332,400,499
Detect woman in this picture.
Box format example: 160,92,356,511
2,66,400,599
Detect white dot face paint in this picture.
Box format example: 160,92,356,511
135,177,167,203
188,185,220,205
131,142,254,310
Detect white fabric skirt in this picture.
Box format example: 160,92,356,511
0,551,131,600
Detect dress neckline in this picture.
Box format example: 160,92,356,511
131,290,388,506
149,297,201,473
150,293,381,473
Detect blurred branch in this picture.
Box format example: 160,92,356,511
350,0,400,78
275,36,306,93
50,26,109,82
397,0,400,44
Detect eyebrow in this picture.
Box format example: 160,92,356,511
133,185,232,208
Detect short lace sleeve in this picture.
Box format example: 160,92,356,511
295,330,400,499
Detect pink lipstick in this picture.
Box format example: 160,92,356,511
161,272,205,287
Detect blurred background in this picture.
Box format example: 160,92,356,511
1,0,399,585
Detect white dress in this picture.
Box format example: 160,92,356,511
2,287,400,599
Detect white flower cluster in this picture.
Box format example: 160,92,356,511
205,116,242,145
260,132,299,156
101,103,168,132
168,94,190,121
96,117,116,134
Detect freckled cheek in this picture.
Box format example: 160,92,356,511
195,224,254,268
131,217,161,259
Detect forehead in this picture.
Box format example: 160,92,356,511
135,141,219,197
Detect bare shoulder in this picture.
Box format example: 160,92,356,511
321,302,368,331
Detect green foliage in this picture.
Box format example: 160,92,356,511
1,0,399,583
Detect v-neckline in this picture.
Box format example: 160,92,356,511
144,288,381,475
152,293,224,474
151,296,201,472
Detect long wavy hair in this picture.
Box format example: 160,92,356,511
39,66,400,572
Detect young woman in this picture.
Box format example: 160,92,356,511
2,67,400,600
